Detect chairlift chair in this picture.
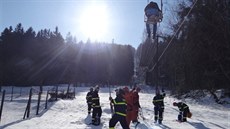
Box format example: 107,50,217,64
144,12,163,25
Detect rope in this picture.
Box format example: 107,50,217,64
148,0,198,72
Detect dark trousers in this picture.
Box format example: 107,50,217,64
109,114,130,129
92,107,102,125
178,109,189,122
154,106,164,123
146,23,157,39
87,103,92,114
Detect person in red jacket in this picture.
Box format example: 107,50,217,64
132,87,141,123
123,86,133,127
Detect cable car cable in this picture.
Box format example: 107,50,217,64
148,0,198,72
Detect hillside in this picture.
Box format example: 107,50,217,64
0,86,229,129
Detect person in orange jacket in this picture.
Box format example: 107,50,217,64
123,86,134,127
132,87,141,123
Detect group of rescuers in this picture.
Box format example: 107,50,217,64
86,85,192,128
85,1,192,128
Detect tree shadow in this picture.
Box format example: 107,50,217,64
158,123,171,129
136,122,150,129
0,101,56,129
82,114,103,129
0,119,27,129
195,118,226,129
207,122,226,129
187,121,209,129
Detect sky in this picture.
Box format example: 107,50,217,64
0,0,175,48
0,85,229,129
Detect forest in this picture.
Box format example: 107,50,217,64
137,0,230,94
0,0,229,95
0,24,135,86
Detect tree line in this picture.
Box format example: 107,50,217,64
0,23,135,86
137,0,230,94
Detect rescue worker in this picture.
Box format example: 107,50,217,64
123,86,133,127
86,87,94,115
173,102,191,122
132,87,141,123
91,85,102,125
144,1,162,39
152,89,166,124
131,85,137,92
109,88,130,129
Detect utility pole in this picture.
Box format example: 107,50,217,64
155,35,159,91
161,0,163,13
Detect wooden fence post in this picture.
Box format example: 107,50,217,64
36,91,41,115
20,88,22,96
55,86,58,101
66,84,70,99
23,88,32,119
0,90,5,121
45,90,49,109
11,86,14,101
74,86,76,98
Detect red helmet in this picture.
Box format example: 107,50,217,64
173,102,178,106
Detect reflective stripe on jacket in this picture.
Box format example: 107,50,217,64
111,96,127,117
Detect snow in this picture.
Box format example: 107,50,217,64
0,86,229,129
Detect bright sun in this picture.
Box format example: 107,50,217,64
80,4,108,41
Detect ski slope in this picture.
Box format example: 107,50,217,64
0,86,229,129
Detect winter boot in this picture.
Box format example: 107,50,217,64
92,116,100,126
158,120,162,124
182,118,187,122
178,113,182,122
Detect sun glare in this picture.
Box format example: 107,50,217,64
80,4,108,41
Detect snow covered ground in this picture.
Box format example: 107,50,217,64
0,86,229,129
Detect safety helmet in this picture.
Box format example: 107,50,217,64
173,102,178,106
123,86,129,93
136,87,141,91
95,85,99,91
118,88,125,96
156,89,160,95
90,87,93,91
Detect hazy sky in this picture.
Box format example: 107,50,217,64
0,0,173,48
